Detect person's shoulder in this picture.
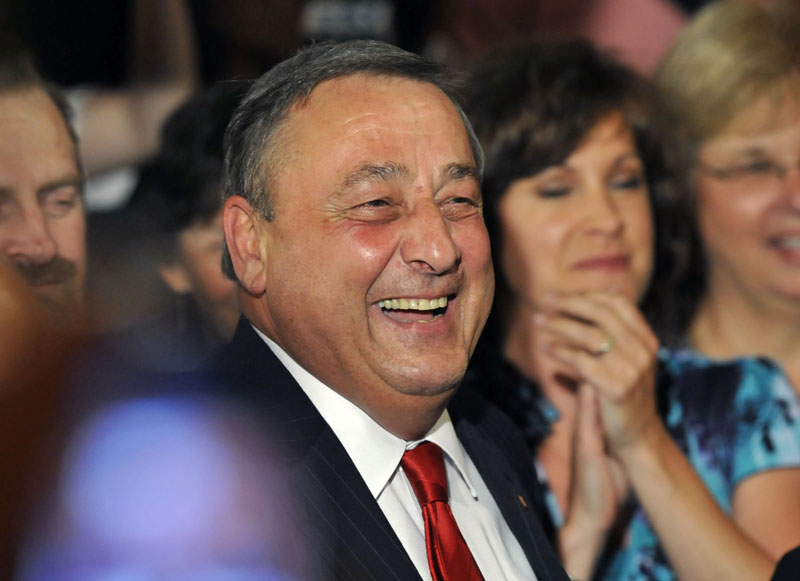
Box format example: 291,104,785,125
450,383,535,464
450,382,510,428
211,319,328,454
211,320,293,396
213,319,285,378
660,347,790,396
660,347,800,426
663,346,781,369
450,383,555,535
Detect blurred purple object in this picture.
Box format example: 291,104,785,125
18,397,314,580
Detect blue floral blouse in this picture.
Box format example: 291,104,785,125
463,346,800,580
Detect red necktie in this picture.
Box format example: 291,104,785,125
401,442,485,581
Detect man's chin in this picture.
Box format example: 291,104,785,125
384,361,467,399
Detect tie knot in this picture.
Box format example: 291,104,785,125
402,441,448,505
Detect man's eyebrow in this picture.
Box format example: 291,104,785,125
444,162,479,182
338,161,478,194
38,175,84,196
341,162,409,190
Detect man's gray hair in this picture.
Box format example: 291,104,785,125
221,39,484,280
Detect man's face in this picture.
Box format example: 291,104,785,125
0,88,87,325
253,74,493,415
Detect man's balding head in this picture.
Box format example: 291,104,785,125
0,38,87,328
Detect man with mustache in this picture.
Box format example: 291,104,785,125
0,39,87,330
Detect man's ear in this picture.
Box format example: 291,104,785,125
223,195,269,296
158,261,192,295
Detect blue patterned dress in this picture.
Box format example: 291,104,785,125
463,346,800,580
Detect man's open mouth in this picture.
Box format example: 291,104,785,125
378,296,449,323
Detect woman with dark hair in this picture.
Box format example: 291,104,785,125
125,82,248,352
463,40,800,580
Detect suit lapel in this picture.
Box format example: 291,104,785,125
295,428,421,580
220,320,421,580
453,390,570,581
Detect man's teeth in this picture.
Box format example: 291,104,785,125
379,297,448,310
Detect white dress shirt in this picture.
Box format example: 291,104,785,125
255,328,537,581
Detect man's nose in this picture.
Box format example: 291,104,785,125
401,202,460,274
3,205,58,264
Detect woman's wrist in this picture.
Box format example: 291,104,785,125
610,413,669,464
558,519,605,580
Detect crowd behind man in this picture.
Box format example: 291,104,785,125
2,1,800,580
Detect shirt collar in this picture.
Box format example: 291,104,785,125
253,325,478,499
414,412,479,499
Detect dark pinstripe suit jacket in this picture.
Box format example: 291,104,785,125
217,319,569,581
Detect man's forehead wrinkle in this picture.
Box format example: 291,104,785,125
341,110,383,127
336,98,447,131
